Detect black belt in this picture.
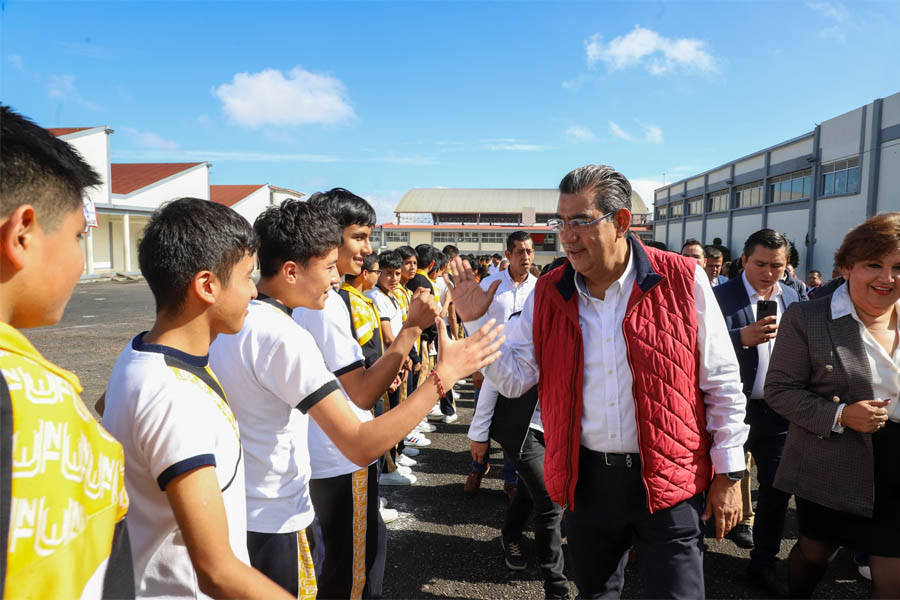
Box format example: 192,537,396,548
591,451,641,468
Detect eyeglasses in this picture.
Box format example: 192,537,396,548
546,210,616,232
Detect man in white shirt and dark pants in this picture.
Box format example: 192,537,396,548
450,164,749,599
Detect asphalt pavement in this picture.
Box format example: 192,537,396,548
26,280,872,598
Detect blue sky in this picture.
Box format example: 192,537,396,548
3,1,899,223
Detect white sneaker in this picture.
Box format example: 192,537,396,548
401,447,420,457
426,405,443,421
380,507,399,523
443,413,459,424
858,565,872,581
404,434,431,447
379,496,388,510
396,454,417,467
380,470,416,486
414,421,436,433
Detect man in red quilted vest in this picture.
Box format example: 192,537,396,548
449,164,749,599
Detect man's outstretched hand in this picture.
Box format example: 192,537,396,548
446,257,501,322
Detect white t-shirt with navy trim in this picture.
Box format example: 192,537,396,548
210,298,340,534
366,286,402,340
294,290,374,479
104,333,249,599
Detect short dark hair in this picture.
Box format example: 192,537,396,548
395,245,416,261
682,238,703,251
713,237,723,245
441,244,459,258
834,212,900,270
254,199,342,277
808,269,822,277
704,246,723,260
306,187,376,229
415,244,439,269
362,253,379,272
558,164,632,215
742,229,789,259
506,230,532,252
433,251,449,273
492,253,502,260
139,198,258,315
378,250,402,271
0,105,101,230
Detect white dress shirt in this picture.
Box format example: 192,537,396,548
467,269,538,443
465,245,749,473
741,272,785,400
831,282,900,423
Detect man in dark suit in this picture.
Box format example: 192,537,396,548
704,245,729,286
714,229,801,594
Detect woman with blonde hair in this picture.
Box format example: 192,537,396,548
766,212,900,598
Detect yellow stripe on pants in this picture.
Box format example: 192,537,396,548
350,468,369,599
297,530,317,600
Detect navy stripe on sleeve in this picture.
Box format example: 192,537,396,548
156,454,217,491
296,380,341,414
333,359,364,378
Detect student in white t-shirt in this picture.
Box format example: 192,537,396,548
294,189,504,599
103,199,292,600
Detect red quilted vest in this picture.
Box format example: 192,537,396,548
533,237,713,512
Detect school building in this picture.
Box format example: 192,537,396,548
49,128,302,276
652,91,900,273
374,187,652,264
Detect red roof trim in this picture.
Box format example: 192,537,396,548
111,163,204,195
209,185,267,207
47,127,94,137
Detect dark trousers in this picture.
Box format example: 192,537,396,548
502,429,568,598
247,523,323,597
745,399,791,566
564,446,705,599
309,463,386,599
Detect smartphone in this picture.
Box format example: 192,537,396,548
757,300,777,321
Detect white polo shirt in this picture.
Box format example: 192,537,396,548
104,334,249,599
209,298,341,534
294,290,374,479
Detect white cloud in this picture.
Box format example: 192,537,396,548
566,125,597,143
216,66,355,128
629,177,664,210
637,121,663,145
609,120,663,145
586,26,717,76
364,191,405,225
377,153,436,166
8,55,23,71
482,138,552,151
120,126,179,151
609,121,633,142
47,74,101,110
808,2,849,43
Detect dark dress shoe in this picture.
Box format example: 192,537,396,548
726,523,754,549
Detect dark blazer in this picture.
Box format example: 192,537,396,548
764,293,876,517
713,276,801,397
711,274,728,287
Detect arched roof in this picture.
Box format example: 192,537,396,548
395,188,648,215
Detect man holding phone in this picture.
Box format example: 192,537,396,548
714,229,801,595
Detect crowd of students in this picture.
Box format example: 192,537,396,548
4,102,899,600
0,106,505,599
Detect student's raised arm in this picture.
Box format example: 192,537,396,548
166,467,293,600
309,317,504,466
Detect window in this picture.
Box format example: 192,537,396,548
434,213,478,224
669,202,684,218
686,195,703,215
432,232,457,244
481,232,505,244
734,181,763,208
655,205,668,220
385,231,409,243
458,232,479,243
821,156,860,196
708,191,728,212
769,169,812,203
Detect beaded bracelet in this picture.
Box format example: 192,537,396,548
428,370,445,398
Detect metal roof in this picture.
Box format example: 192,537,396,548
395,188,648,215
